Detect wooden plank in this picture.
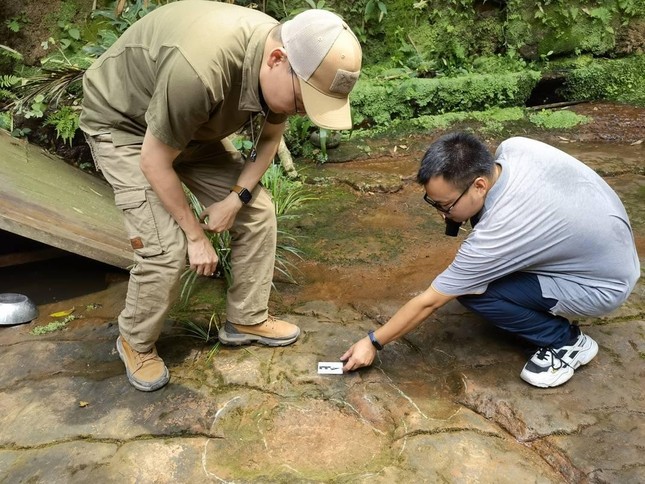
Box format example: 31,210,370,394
0,130,133,269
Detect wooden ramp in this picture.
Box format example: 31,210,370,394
0,130,133,269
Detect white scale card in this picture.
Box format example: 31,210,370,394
317,362,343,374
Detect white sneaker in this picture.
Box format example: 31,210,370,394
520,332,598,388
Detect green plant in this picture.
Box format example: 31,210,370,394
262,164,317,282
93,0,159,33
176,313,222,361
5,13,29,33
177,164,314,330
0,44,23,62
364,0,387,24
230,135,253,157
55,21,83,51
333,0,388,45
0,111,13,131
561,55,645,106
289,0,335,16
10,64,85,118
30,314,76,335
86,0,160,56
317,128,328,163
182,186,233,293
528,109,590,129
45,105,80,145
261,163,316,217
0,73,20,104
351,70,541,129
284,116,316,158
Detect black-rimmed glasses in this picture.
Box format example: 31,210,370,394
423,179,476,214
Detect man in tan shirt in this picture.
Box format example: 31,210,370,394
80,1,362,391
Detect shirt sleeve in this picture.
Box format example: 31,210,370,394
431,234,524,296
145,49,213,150
266,110,287,125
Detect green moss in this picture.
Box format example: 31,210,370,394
352,71,540,128
561,54,645,106
528,110,590,129
350,49,641,136
30,315,76,335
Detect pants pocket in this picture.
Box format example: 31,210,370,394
114,188,164,257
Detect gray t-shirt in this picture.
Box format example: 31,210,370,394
432,137,640,318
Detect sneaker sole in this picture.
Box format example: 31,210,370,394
218,327,300,347
520,335,599,388
116,337,170,392
520,366,574,388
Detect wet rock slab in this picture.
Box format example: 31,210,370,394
1,296,642,482
1,125,644,481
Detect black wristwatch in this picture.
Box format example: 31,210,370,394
368,330,383,350
231,184,252,204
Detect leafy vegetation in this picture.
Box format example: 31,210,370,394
1,0,644,150
351,70,541,129
528,109,590,129
179,162,314,304
560,55,645,106
174,162,315,356
30,314,76,335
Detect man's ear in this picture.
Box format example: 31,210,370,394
473,176,489,195
267,47,287,68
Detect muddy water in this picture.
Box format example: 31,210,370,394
278,139,644,312
1,139,641,317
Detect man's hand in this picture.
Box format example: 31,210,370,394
187,235,219,276
199,193,242,233
340,337,377,372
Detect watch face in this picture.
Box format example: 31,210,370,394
239,188,252,204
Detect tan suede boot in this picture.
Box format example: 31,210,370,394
218,316,300,346
116,336,169,391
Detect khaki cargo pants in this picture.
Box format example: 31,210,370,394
86,134,277,352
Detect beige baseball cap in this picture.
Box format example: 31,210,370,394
282,10,362,130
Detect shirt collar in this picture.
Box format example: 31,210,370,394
481,159,508,220
239,22,277,113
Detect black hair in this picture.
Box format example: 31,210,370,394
416,132,494,189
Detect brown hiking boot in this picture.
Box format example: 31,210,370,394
116,336,169,392
218,316,300,346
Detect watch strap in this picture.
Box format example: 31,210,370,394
368,330,383,350
230,184,252,204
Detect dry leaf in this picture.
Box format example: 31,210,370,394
79,401,89,408
630,139,643,145
50,307,75,318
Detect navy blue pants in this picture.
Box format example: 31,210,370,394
457,272,577,348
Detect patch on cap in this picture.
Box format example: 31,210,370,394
330,69,360,95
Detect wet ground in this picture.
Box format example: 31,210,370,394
0,102,643,482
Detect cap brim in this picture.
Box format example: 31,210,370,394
298,78,352,131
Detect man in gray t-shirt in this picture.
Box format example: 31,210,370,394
341,132,640,388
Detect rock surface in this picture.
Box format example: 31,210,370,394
1,113,644,482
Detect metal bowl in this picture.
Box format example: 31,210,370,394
0,293,39,326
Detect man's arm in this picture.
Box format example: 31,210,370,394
341,286,457,371
199,120,286,232
140,129,218,276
